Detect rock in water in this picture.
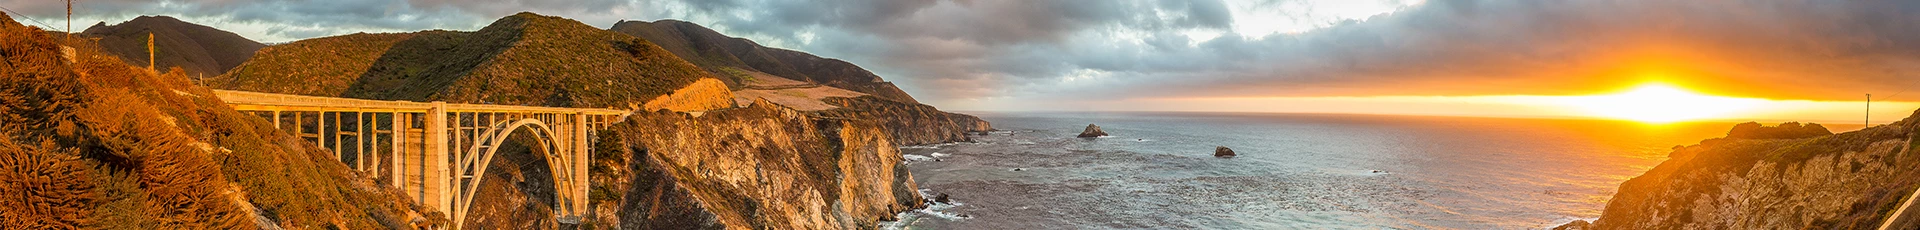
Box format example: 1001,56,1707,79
1078,124,1109,137
1551,220,1591,230
934,193,952,204
1215,146,1236,158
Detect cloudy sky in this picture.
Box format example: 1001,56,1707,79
8,0,1920,122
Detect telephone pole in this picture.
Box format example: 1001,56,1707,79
65,0,72,40
1867,93,1872,127
147,32,154,71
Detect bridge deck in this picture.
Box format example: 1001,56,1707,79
213,90,630,115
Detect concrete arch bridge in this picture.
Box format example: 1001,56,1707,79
213,90,630,229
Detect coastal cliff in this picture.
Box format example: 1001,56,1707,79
816,96,993,145
1565,111,1920,229
585,100,923,229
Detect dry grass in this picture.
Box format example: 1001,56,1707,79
1,12,435,229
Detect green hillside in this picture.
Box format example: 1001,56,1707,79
609,20,921,104
212,12,715,108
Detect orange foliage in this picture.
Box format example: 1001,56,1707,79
2,12,434,229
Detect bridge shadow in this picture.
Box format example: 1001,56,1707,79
339,30,517,102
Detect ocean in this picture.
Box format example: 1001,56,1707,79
888,112,1813,229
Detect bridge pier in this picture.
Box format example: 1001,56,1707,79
425,102,452,223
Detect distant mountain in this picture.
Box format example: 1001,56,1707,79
211,12,721,110
610,19,921,104
79,16,263,79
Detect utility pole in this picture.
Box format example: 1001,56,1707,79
65,0,71,40
1867,93,1872,127
147,32,154,71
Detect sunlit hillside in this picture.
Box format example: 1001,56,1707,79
0,13,436,229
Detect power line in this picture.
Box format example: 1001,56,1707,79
0,6,62,32
1874,77,1920,102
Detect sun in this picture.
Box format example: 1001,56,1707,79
1560,83,1765,123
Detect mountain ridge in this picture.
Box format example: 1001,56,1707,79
213,12,717,110
610,19,921,104
78,15,263,79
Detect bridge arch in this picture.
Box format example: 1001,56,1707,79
452,118,579,227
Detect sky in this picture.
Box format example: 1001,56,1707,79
6,0,1920,123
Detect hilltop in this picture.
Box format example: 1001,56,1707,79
0,13,435,229
77,16,263,79
211,12,723,110
609,19,920,103
1559,114,1920,229
609,19,990,145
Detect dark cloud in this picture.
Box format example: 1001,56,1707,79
0,0,639,40
654,0,1920,106
9,0,1920,108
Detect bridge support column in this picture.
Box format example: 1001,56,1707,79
571,112,590,218
391,112,405,188
424,102,452,220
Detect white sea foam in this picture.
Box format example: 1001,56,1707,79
901,142,960,149
902,154,935,162
1542,216,1599,229
930,152,951,158
880,189,972,229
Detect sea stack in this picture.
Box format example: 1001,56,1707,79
1078,124,1109,137
1215,146,1236,158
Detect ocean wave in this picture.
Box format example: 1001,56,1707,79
903,154,936,162
902,142,961,149
1543,216,1599,229
880,189,974,230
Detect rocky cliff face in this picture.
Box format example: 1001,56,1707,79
585,100,924,229
815,96,994,146
1570,113,1920,229
0,13,434,229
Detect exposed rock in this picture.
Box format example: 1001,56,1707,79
1579,110,1920,229
934,193,952,204
585,100,923,229
1078,124,1109,138
1214,146,1236,158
